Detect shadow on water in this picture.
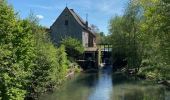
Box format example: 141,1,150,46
40,65,170,100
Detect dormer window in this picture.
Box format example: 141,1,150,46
65,20,68,26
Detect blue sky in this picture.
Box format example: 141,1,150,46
7,0,129,34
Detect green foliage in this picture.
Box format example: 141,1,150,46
95,32,110,44
109,0,170,80
26,19,69,97
0,1,34,99
109,2,142,70
57,45,68,81
138,0,170,80
29,28,57,94
0,1,69,99
61,37,84,59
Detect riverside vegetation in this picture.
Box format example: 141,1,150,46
0,0,170,100
108,0,170,81
0,0,83,100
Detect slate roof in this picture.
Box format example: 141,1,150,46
67,8,96,37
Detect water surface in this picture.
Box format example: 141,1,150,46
40,66,170,100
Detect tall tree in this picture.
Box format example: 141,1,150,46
0,1,36,99
109,1,142,71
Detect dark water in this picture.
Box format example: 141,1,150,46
40,66,170,100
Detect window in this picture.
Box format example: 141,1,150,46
65,20,68,26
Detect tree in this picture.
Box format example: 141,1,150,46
109,1,142,71
90,24,100,34
109,0,169,79
108,0,151,72
0,1,36,99
122,0,142,70
138,0,170,79
26,16,68,98
0,2,69,99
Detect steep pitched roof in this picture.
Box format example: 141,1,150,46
51,7,96,37
67,8,96,37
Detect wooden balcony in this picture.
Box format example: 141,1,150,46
85,47,98,52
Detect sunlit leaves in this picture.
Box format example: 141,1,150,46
0,1,69,99
61,37,84,59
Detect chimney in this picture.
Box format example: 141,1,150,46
70,9,74,11
85,14,88,28
85,21,88,28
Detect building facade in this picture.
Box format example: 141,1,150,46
50,7,96,47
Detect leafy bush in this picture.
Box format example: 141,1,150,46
61,37,84,59
56,45,68,81
26,20,68,97
0,1,35,99
0,1,69,99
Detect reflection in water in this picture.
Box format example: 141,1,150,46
40,66,170,100
88,66,113,100
112,84,166,100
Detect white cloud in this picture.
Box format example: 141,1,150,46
36,15,44,19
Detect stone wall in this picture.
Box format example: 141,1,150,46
50,8,83,45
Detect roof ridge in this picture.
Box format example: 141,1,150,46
70,9,86,25
68,8,96,36
69,9,86,26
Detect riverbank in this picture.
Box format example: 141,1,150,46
113,67,170,90
65,65,82,79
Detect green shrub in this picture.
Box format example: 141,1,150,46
57,45,68,80
61,37,84,59
0,1,69,99
0,1,36,99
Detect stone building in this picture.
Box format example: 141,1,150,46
50,7,96,47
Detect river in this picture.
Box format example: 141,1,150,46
40,66,170,100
